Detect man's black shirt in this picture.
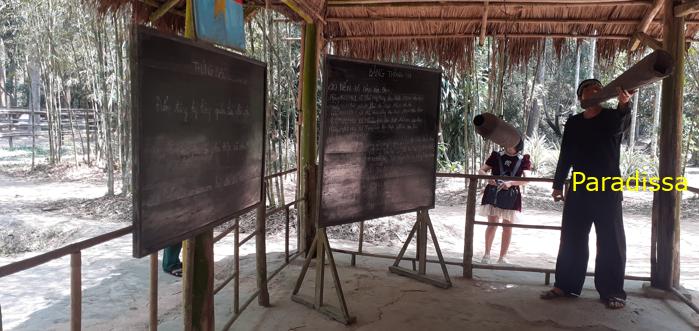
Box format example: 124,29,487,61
552,104,632,191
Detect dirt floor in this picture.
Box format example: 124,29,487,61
1,141,698,330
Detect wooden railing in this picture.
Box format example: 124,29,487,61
0,168,300,331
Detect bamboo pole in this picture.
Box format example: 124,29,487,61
325,16,699,25
150,253,158,331
234,218,240,314
70,252,81,331
298,23,319,254
652,0,684,290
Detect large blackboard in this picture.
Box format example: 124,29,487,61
131,27,266,258
317,56,441,228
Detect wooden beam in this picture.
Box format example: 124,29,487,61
630,0,664,51
634,31,664,49
325,16,699,25
479,1,489,46
282,0,313,23
140,0,185,17
329,33,635,41
327,0,653,7
675,0,699,16
149,0,182,22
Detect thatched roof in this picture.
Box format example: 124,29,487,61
93,0,699,69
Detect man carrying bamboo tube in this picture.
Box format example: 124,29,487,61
541,79,634,310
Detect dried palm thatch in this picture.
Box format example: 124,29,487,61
90,0,699,70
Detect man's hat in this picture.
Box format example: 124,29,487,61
576,79,602,99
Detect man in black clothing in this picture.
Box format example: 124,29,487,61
541,79,634,309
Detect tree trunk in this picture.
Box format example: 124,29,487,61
0,38,6,108
29,62,40,170
526,44,545,137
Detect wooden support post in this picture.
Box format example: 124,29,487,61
182,239,194,331
256,202,270,306
285,207,290,263
389,210,451,288
652,0,684,290
70,252,81,331
358,221,364,254
463,178,477,278
1,303,3,331
190,232,214,331
150,253,158,331
298,22,319,255
234,218,240,314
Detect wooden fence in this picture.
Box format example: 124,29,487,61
0,108,97,150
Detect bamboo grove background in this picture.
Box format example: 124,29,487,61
0,0,698,204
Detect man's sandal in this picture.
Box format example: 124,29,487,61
606,297,626,309
540,289,572,300
167,267,183,278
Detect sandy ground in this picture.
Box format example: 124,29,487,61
1,147,698,330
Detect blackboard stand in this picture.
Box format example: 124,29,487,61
291,228,356,325
388,209,452,288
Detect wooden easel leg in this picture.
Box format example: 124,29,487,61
320,229,354,323
314,231,326,308
291,230,355,325
388,209,451,289
426,213,452,286
392,219,419,267
417,211,428,275
292,234,318,295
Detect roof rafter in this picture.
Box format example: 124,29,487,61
629,0,664,51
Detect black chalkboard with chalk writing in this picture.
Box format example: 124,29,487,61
131,27,266,258
317,56,441,228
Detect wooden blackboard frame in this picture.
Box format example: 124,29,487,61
131,26,267,258
315,55,441,228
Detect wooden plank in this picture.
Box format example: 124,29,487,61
70,252,81,331
314,230,326,308
139,0,185,17
190,233,214,331
388,266,451,288
150,253,158,331
234,218,240,313
629,0,664,51
292,234,319,295
182,239,194,331
675,0,699,16
463,178,477,278
149,0,181,22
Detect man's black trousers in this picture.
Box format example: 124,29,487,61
554,190,627,300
